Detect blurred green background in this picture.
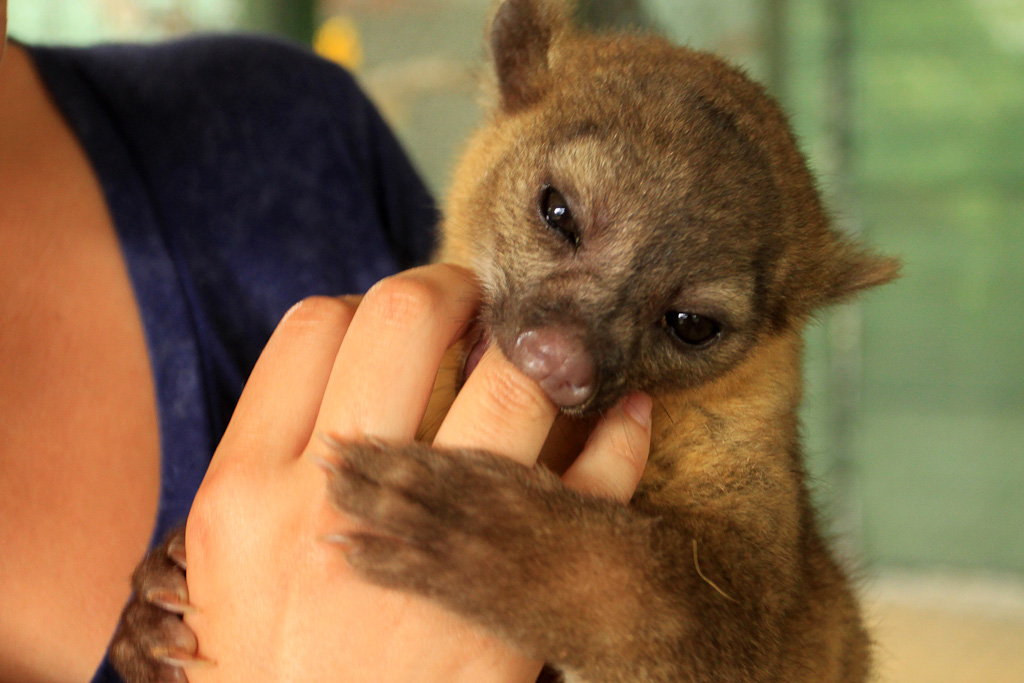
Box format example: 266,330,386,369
10,0,1023,579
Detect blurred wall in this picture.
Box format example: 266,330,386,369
7,0,312,43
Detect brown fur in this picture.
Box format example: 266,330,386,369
112,2,898,681
410,1,896,681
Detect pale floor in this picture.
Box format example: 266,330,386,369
865,572,1024,683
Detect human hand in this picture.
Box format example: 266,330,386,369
111,264,652,683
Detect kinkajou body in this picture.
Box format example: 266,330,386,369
393,2,897,680
113,2,898,681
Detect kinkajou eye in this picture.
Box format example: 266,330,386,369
539,186,579,248
664,312,722,347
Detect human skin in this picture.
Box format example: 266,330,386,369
181,265,653,683
0,5,651,678
0,24,162,682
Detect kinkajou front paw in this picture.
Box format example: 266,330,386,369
110,526,210,683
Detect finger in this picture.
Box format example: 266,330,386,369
433,344,558,466
216,296,356,466
314,264,479,443
561,392,652,501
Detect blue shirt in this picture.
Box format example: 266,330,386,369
26,35,437,682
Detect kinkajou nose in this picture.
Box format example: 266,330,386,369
507,327,596,408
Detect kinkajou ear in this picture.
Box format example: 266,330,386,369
818,240,902,305
490,0,572,112
769,232,902,326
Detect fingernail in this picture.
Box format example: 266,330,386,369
155,650,215,668
623,393,652,428
166,536,187,570
309,453,338,472
144,589,195,615
319,533,355,551
314,430,347,454
175,655,216,669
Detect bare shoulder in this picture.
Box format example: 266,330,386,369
0,42,160,683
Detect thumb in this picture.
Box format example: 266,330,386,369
560,393,652,501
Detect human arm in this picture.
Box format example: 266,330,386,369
110,263,652,682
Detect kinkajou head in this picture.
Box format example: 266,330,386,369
440,0,898,415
